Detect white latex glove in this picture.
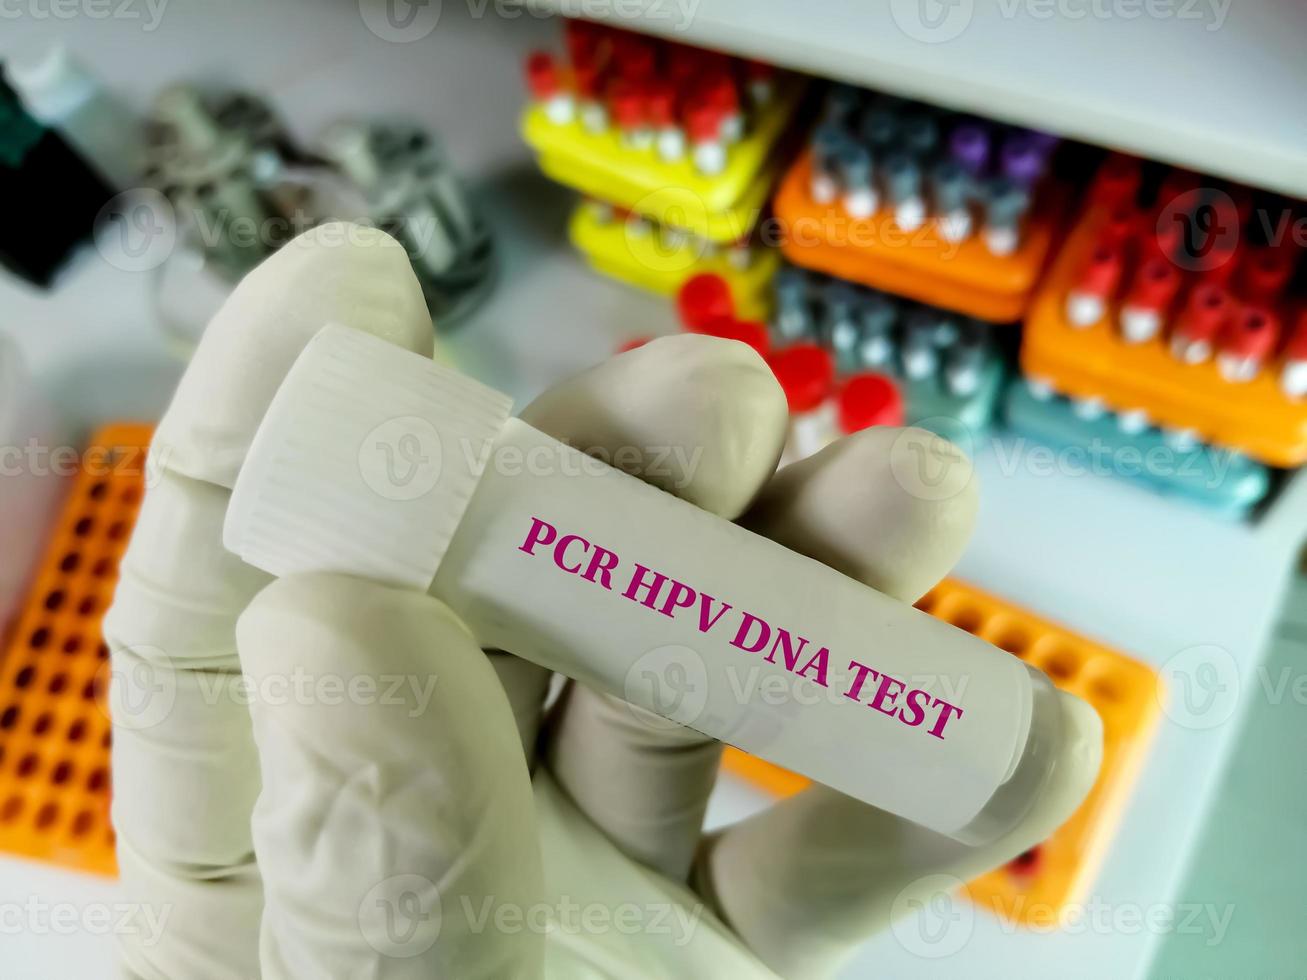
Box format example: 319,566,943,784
104,223,1102,980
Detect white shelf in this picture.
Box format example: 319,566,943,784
537,0,1307,198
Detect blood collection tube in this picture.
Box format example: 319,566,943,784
227,324,1077,846
1217,306,1279,382
699,318,770,358
857,293,898,370
900,111,939,157
948,123,990,177
1024,377,1055,401
1170,283,1231,364
612,34,655,82
1116,409,1150,435
584,196,615,224
1065,243,1123,327
858,101,899,155
883,152,925,232
1000,133,1046,188
771,342,838,460
1143,205,1183,265
773,266,813,341
1090,154,1142,209
688,103,726,176
1097,206,1137,250
1072,396,1107,421
901,310,941,381
930,159,973,243
1163,427,1200,452
745,60,776,107
838,373,904,434
611,82,651,150
700,72,743,143
821,280,861,370
563,18,600,70
677,273,735,332
1157,168,1201,210
809,124,847,205
575,64,608,133
822,82,863,128
944,321,989,397
1238,247,1295,304
726,236,752,270
524,52,574,126
660,223,690,252
647,83,684,162
1021,130,1060,160
837,143,877,219
1282,310,1307,398
1120,257,1181,343
625,211,653,239
1196,232,1241,287
980,178,1030,256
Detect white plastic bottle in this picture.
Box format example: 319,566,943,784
4,46,141,190
224,325,1070,846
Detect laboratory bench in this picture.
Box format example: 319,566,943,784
1,1,1305,977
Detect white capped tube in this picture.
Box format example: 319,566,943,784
224,325,1066,845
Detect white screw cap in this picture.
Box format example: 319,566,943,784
224,323,512,590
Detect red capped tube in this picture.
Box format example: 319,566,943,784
525,52,561,99
701,318,770,358
676,273,735,332
1066,242,1123,327
613,34,656,81
1091,155,1142,209
1218,306,1280,382
1239,247,1296,304
1281,309,1307,398
1120,257,1182,343
770,343,835,414
1098,206,1138,251
838,374,904,434
609,80,650,147
1170,283,1232,364
687,102,726,175
526,52,575,126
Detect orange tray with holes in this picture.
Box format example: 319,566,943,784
1022,206,1307,466
0,423,151,877
772,149,1067,323
721,577,1161,928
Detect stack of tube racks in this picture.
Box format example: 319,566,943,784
772,83,1068,323
521,20,805,303
1014,154,1301,515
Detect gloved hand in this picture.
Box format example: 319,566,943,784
104,223,1102,980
